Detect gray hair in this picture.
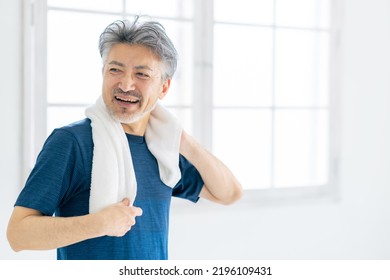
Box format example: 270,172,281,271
99,15,178,80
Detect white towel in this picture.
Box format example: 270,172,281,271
85,96,182,213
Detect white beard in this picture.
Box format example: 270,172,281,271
107,101,158,125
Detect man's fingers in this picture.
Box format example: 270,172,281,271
133,207,143,217
119,198,142,217
121,198,131,206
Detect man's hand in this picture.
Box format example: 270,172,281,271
97,198,143,237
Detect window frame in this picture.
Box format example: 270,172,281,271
23,0,343,204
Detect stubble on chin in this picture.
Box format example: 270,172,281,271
106,100,158,125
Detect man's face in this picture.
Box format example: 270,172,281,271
102,43,170,125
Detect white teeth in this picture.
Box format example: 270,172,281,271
115,96,139,103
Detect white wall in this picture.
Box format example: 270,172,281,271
0,0,23,259
0,0,54,260
169,0,390,259
1,0,390,260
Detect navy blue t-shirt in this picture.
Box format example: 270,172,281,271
15,119,204,260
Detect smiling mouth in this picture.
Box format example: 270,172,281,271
114,96,140,104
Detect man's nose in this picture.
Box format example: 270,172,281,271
118,73,136,92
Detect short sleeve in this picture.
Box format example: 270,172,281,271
15,129,85,216
172,155,204,202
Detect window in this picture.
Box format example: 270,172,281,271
24,0,340,199
212,0,333,191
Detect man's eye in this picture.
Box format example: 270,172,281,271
136,72,150,79
109,68,120,73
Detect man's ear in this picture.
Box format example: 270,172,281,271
159,79,171,99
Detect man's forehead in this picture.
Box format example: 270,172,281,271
107,44,160,61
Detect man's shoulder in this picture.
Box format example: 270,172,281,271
55,118,91,134
61,118,91,131
50,118,92,146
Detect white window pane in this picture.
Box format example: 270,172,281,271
275,0,331,29
213,109,272,189
273,110,329,188
275,29,329,107
214,0,273,25
155,19,193,106
48,0,122,13
126,0,193,18
213,25,273,107
47,11,118,105
47,106,87,135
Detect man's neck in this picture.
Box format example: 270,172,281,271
121,114,150,136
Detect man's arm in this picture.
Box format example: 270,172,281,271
179,131,243,205
7,198,142,252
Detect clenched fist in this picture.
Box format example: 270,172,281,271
97,198,143,237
